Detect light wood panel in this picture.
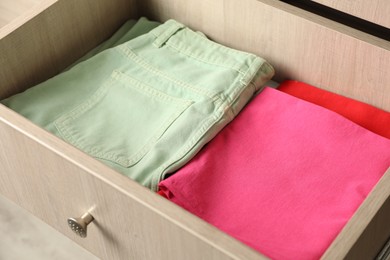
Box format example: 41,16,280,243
0,195,98,260
310,0,390,29
0,104,266,260
0,0,137,100
322,168,390,259
140,0,390,112
0,0,43,27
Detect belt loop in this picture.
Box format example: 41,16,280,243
153,19,186,48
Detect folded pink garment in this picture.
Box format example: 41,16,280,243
158,87,390,260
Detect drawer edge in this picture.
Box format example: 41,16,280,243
0,104,266,259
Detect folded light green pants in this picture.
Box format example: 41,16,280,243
3,19,274,191
69,17,161,67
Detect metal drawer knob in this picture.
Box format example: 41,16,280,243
67,212,94,238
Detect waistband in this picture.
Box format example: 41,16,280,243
149,19,273,90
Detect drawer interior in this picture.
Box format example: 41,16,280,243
1,0,390,110
0,0,389,259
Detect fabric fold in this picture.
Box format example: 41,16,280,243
278,80,390,139
2,18,274,191
159,87,390,260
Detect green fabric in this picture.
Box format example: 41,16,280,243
2,19,274,191
68,17,160,68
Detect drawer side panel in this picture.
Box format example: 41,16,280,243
0,0,137,100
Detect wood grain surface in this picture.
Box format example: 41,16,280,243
0,104,266,260
0,0,42,27
310,0,390,29
0,0,389,259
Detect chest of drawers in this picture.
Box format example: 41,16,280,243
0,0,389,259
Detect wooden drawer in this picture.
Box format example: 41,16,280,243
0,0,389,259
309,0,390,29
0,0,42,27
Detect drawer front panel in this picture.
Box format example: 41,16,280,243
0,107,264,260
310,0,390,29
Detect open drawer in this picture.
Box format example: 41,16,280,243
0,0,389,259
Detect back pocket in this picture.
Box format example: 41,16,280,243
55,70,192,167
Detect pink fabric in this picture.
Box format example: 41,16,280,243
159,87,390,260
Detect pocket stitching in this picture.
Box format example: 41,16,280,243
117,45,217,99
55,71,192,167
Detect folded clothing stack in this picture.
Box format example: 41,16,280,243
1,18,274,191
158,85,390,259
